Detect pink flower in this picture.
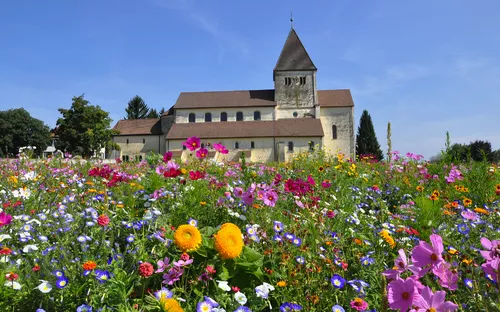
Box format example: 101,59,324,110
213,143,229,154
241,191,254,206
138,262,154,278
481,258,500,282
350,298,369,311
412,286,458,312
387,277,418,311
196,148,209,159
97,214,110,227
0,212,13,227
321,180,332,188
412,234,444,268
233,187,244,197
183,136,201,151
263,190,278,207
383,249,409,279
155,257,170,273
433,262,458,290
480,237,500,261
461,209,478,221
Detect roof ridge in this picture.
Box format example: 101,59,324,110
180,89,275,94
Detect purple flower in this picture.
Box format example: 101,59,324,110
162,266,184,285
413,286,458,312
387,277,417,311
411,234,444,268
173,259,193,267
155,257,170,273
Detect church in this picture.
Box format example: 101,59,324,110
112,27,355,162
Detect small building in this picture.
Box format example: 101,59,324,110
111,118,164,161
112,26,355,162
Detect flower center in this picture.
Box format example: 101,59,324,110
402,292,409,300
430,253,438,261
183,232,192,239
398,261,405,268
428,308,437,312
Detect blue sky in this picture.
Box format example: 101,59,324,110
1,0,499,158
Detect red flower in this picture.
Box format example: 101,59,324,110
0,247,12,255
97,214,110,227
206,265,216,274
32,264,40,272
326,210,336,218
5,272,18,281
231,286,240,292
138,262,154,278
180,253,190,261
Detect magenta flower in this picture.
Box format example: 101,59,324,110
241,191,254,206
387,277,417,311
383,249,409,279
412,234,444,268
173,259,193,267
233,187,244,197
263,190,278,207
183,136,201,151
412,286,458,312
433,262,458,290
481,258,500,282
461,209,478,221
480,237,500,261
196,148,209,159
0,212,12,227
162,266,184,285
155,257,170,273
213,143,229,154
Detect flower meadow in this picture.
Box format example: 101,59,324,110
0,139,499,312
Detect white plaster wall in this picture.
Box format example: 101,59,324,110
275,107,316,119
113,135,164,159
175,107,275,123
319,106,355,158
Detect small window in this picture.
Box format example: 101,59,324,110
288,141,294,152
220,112,227,121
332,125,338,140
285,77,291,86
253,111,261,121
142,138,145,144
122,155,126,161
236,112,243,121
293,112,298,117
189,113,196,123
300,77,306,85
205,112,212,122
235,142,239,149
251,141,255,149
139,155,143,161
201,143,205,148
126,139,129,144
309,141,314,152
182,145,187,150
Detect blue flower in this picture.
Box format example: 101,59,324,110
360,256,375,266
76,304,92,312
94,270,111,283
126,235,135,243
330,274,346,289
234,307,251,312
457,223,470,235
154,287,173,301
332,305,345,312
464,278,474,289
197,301,214,312
295,256,305,264
36,309,46,312
56,277,69,289
292,237,302,247
188,218,198,227
273,221,284,232
279,302,302,311
53,270,65,278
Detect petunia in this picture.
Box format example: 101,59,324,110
37,280,53,293
217,280,231,292
234,291,247,305
255,282,275,299
332,305,345,312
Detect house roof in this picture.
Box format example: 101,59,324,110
173,90,276,109
169,89,353,110
318,89,354,107
166,118,324,140
274,28,317,71
113,119,162,135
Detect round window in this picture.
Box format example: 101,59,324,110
293,112,298,117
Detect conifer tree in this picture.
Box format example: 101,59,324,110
356,110,384,160
125,95,149,119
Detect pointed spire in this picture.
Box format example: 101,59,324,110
274,28,317,71
290,12,294,29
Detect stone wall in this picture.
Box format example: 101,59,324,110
319,106,355,158
274,70,318,109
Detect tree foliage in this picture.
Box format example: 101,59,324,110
55,95,118,158
356,110,384,160
0,108,51,157
125,95,149,119
146,108,159,119
444,139,499,163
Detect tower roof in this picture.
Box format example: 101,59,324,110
274,28,317,71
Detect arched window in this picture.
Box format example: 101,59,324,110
126,139,129,144
205,113,212,122
309,141,314,152
288,141,294,152
251,141,255,149
188,113,196,123
234,142,239,149
253,111,261,121
332,125,338,139
220,112,227,121
142,138,145,144
236,112,243,121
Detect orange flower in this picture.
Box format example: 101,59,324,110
277,281,287,287
463,198,472,207
451,201,459,208
432,190,440,197
443,209,455,216
429,195,438,201
474,208,489,215
353,238,363,245
416,186,424,192
82,261,97,271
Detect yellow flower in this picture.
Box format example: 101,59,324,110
416,186,424,192
200,201,206,206
162,298,184,312
180,168,187,175
379,229,396,249
173,225,202,252
214,223,244,259
277,281,287,287
474,208,489,215
8,176,18,184
463,198,472,207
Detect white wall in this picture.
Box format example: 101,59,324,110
175,107,275,123
319,106,355,158
113,135,164,160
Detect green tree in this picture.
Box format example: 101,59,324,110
125,95,149,119
146,108,159,118
159,107,166,116
356,110,383,160
0,108,51,157
55,95,118,158
468,140,492,162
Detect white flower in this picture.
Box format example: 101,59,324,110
0,234,12,242
217,280,231,292
234,291,247,305
37,280,52,293
4,281,22,290
255,282,275,299
23,244,38,253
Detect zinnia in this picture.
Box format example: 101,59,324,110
350,298,368,311
173,225,202,252
138,262,154,278
214,223,244,259
97,214,110,227
82,261,97,271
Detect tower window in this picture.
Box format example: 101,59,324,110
293,112,298,117
188,113,196,123
236,112,243,121
300,77,306,85
234,142,239,149
205,112,212,122
220,112,227,121
142,138,145,144
332,125,338,139
126,139,129,144
253,111,261,121
288,141,294,152
251,141,255,149
285,77,291,86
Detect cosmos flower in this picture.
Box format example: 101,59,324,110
412,234,444,268
412,286,458,312
0,212,13,227
387,277,416,311
183,137,201,151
